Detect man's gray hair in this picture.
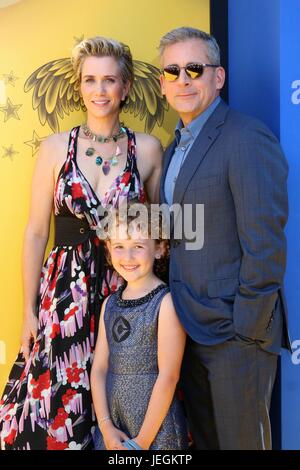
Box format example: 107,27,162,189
159,27,220,66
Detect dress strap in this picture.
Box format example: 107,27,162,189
124,127,146,202
64,126,80,173
126,127,137,168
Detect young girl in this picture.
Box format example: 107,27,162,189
91,204,188,450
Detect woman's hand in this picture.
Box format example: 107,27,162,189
21,311,38,362
102,422,130,450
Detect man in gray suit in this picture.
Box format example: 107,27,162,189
159,27,289,450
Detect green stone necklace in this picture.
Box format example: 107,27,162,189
82,123,126,175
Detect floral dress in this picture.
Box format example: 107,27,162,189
0,126,145,450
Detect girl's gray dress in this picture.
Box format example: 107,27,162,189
97,283,188,450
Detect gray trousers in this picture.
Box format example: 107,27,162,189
180,335,278,450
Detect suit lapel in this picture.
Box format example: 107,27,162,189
173,101,229,205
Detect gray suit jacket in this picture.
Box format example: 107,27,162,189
160,100,290,353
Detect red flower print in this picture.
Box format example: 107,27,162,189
49,279,56,292
65,305,78,321
66,362,84,384
62,388,77,406
4,429,17,445
120,171,131,185
51,408,69,430
50,323,60,339
4,405,15,421
103,286,109,297
47,436,68,450
42,295,52,311
72,182,85,200
31,370,51,399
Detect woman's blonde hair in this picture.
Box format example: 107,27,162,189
72,36,134,87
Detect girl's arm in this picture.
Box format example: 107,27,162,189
134,292,186,450
21,137,57,361
91,297,129,450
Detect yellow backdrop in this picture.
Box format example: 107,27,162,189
0,0,210,391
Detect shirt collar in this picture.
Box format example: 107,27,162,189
175,96,221,143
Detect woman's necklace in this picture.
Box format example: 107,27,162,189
82,123,127,175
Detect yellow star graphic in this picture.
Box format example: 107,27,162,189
24,130,47,156
2,71,19,87
2,145,19,161
0,97,22,122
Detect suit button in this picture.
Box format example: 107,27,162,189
172,240,181,247
79,228,85,234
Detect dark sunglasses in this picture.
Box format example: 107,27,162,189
162,63,219,81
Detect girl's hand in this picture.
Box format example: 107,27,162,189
21,312,38,362
134,435,151,450
102,423,130,450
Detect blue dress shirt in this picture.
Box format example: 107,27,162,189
164,96,221,205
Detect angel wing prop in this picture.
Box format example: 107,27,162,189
24,58,168,133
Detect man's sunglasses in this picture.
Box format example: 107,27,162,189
162,63,219,82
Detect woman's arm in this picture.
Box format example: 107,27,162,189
134,293,186,449
91,298,129,450
21,137,58,361
136,134,163,204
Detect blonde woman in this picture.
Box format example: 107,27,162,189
0,37,162,450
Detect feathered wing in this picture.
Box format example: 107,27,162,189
24,58,84,133
24,58,167,133
123,60,168,133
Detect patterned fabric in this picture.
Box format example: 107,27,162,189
95,284,188,450
0,126,145,450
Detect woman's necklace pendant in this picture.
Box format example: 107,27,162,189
102,161,111,175
111,155,119,166
86,147,95,157
83,125,124,175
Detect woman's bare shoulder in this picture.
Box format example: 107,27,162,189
38,131,71,164
42,131,69,150
135,132,162,150
135,132,163,167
